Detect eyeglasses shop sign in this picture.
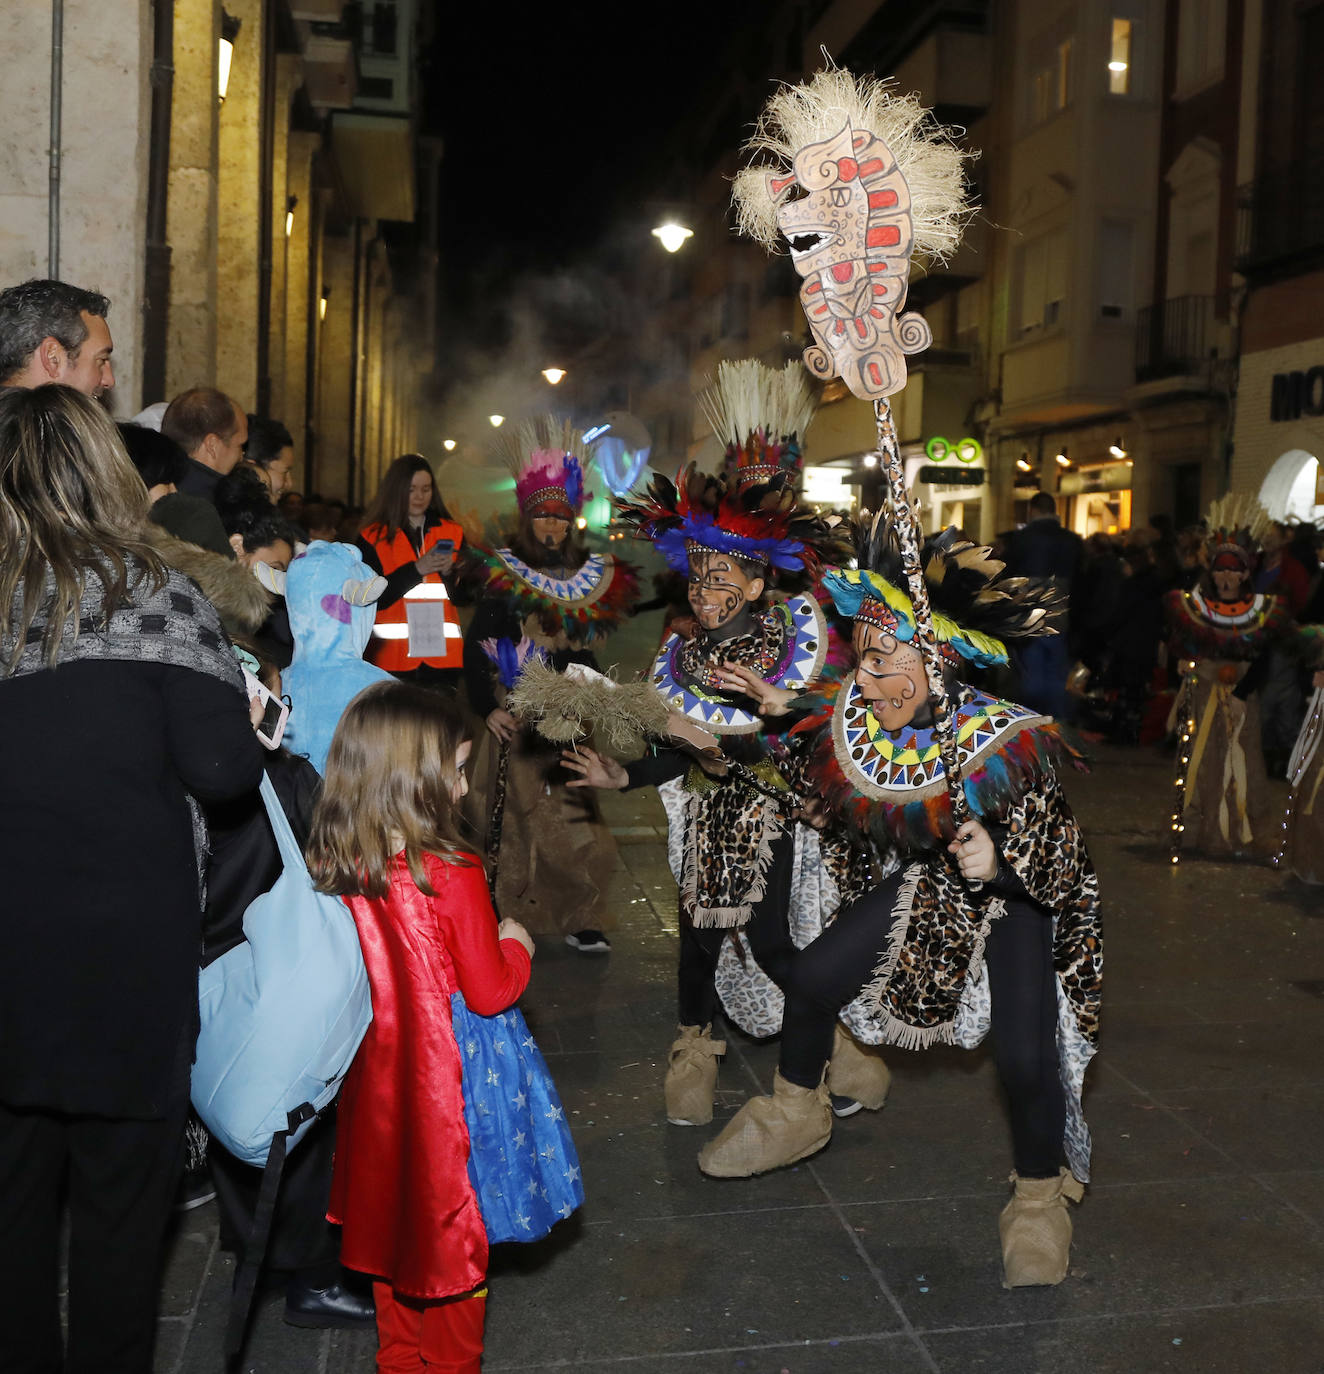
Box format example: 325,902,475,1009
1271,368,1324,421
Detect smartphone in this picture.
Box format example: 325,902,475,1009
242,667,290,751
432,538,455,554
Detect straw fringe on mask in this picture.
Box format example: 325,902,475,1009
732,68,974,264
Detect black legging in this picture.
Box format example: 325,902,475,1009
779,863,1066,1178
677,827,796,1027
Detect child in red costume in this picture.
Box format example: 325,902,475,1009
307,682,535,1373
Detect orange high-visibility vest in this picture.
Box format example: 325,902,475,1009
361,519,464,672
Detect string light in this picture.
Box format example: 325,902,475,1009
1169,671,1198,866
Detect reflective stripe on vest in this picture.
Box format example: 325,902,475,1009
362,520,464,670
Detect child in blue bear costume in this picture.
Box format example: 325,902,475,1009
282,542,391,774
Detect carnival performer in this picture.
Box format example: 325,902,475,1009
1166,498,1290,862
1276,624,1324,882
562,374,888,1128
690,513,1101,1292
461,418,637,953
307,682,581,1373
356,453,466,692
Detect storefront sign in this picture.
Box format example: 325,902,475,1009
917,465,985,486
924,435,983,464
1270,367,1324,422
1058,464,1132,495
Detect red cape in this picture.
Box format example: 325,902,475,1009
328,853,531,1299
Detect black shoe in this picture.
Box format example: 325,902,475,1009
830,1093,864,1119
283,1281,376,1329
565,929,611,954
175,1165,216,1211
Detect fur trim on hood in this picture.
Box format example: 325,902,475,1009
140,523,272,636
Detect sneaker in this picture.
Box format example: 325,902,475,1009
565,929,611,954
830,1093,864,1119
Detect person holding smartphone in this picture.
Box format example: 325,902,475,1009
357,454,465,694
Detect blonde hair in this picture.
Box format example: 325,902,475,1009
306,680,477,898
0,384,163,674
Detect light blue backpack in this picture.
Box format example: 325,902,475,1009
191,771,372,1357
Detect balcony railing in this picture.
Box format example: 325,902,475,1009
1135,295,1214,382
1236,173,1324,276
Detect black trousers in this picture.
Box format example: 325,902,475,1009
0,1088,189,1374
779,864,1066,1178
210,1108,341,1284
676,827,796,1027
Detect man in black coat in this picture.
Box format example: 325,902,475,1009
1002,492,1084,718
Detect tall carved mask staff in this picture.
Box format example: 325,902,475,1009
769,121,931,399
734,68,973,402
734,66,980,826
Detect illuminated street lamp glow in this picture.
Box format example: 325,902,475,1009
1108,60,1128,72
863,454,878,468
1109,439,1127,458
443,439,456,451
1016,458,1033,472
1055,449,1070,466
575,516,588,530
489,415,504,428
651,222,693,253
542,368,566,385
218,38,235,102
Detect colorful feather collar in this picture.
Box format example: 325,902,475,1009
792,682,1081,850
469,546,638,645
650,594,827,735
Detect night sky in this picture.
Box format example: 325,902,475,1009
423,4,762,392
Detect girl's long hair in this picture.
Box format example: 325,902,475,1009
0,385,164,674
360,453,453,539
306,680,478,897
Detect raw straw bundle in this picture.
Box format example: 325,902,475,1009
506,659,670,760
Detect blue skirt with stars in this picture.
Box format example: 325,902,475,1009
451,991,584,1244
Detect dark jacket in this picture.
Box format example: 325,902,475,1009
0,657,262,1118
201,750,322,967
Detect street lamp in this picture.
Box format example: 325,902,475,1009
218,10,241,104
443,439,456,451
651,222,693,253
285,195,297,239
1109,437,1127,459
542,368,566,385
1055,447,1070,467
489,415,504,428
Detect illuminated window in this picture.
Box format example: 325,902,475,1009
1109,18,1132,95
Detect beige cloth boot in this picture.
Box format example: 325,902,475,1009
826,1023,892,1111
999,1168,1085,1287
697,1070,832,1177
665,1024,726,1126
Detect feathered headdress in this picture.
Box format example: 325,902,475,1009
1203,494,1272,574
615,464,848,581
697,359,818,487
498,416,592,519
822,510,1064,668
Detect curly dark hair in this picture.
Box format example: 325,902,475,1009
214,466,300,552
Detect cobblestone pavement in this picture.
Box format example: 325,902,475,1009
152,618,1324,1371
